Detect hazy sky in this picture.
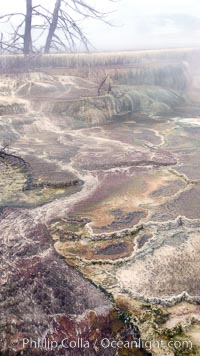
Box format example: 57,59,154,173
1,0,200,51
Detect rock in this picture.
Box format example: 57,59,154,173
0,208,148,355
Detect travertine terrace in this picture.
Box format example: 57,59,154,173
1,49,200,355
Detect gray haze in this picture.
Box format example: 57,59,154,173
1,0,200,51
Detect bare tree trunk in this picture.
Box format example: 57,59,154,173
44,0,62,54
24,0,32,55
97,75,108,96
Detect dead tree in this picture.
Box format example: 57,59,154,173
0,0,115,54
24,0,33,54
90,70,113,96
44,0,61,53
97,75,108,96
0,5,30,54
40,0,114,53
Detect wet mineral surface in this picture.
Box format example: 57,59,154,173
1,52,200,355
